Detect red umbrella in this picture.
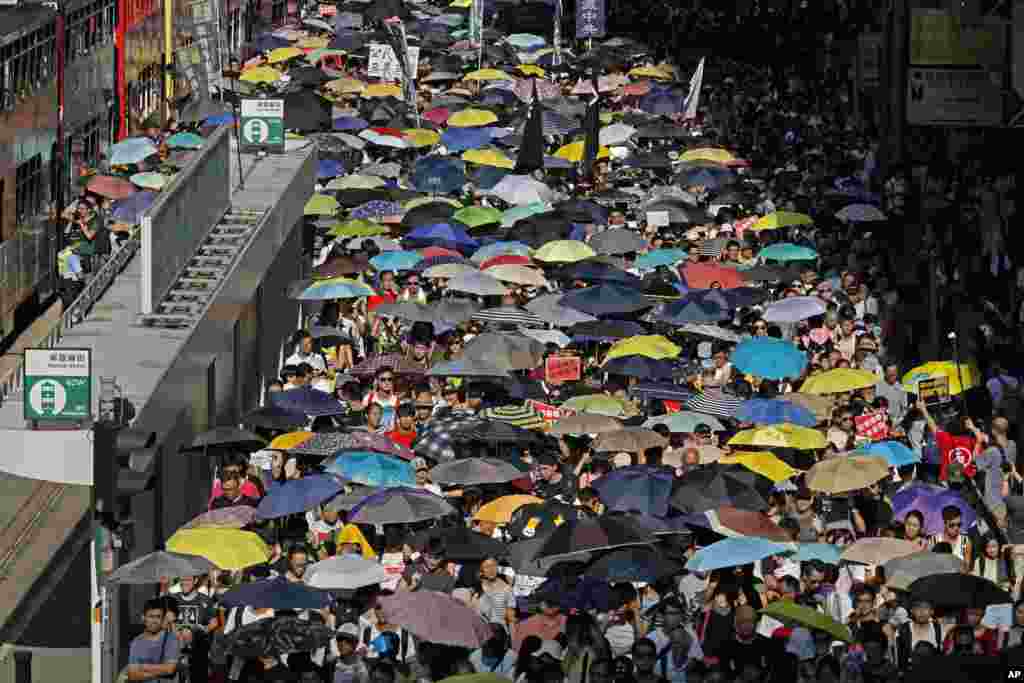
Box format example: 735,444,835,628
423,107,450,125
680,263,745,289
419,246,463,259
479,255,533,270
313,255,371,279
87,175,137,200
622,81,652,97
378,590,491,647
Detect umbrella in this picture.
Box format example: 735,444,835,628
719,451,802,483
891,483,977,536
901,361,978,396
592,428,668,454
731,337,808,380
836,204,887,222
549,413,622,435
795,543,844,563
255,474,345,520
348,486,457,524
728,424,828,450
411,157,467,194
883,551,963,591
323,485,379,513
324,452,415,487
909,573,1011,609
645,411,725,433
221,576,331,609
506,501,579,542
532,516,653,561
759,243,818,263
429,457,526,486
855,441,920,467
760,600,852,643
603,355,675,380
111,191,157,223
532,576,617,612
242,405,308,430
182,427,267,453
751,211,814,231
561,394,635,418
472,305,546,327
86,175,136,200
109,137,159,165
181,506,258,530
105,551,219,584
371,251,423,272
635,249,689,270
459,332,546,371
304,555,391,590
409,526,507,562
378,591,491,648
800,368,879,395
651,299,728,325
682,506,792,542
483,266,548,288
670,467,769,513
589,229,649,256
684,389,744,420
473,495,544,524
406,223,479,250
526,294,598,326
572,320,647,343
292,431,413,460
534,240,596,264
560,285,652,316
129,171,168,190
591,465,674,517
295,277,375,300
481,404,546,430
762,296,827,323
676,323,741,342
735,398,818,427
805,455,889,494
583,547,685,583
270,386,346,416
687,537,793,572
559,260,641,287
680,263,744,289
165,529,270,570
841,537,924,565
785,393,835,423
447,271,509,296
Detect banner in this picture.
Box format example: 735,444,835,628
906,67,1002,126
858,33,883,89
916,375,951,404
682,57,705,120
367,43,420,82
527,400,568,422
854,411,889,441
909,10,1005,68
575,0,606,38
545,356,582,384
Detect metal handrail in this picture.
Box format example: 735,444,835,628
0,233,140,408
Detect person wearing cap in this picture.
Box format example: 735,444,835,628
532,451,576,504
717,605,783,682
386,403,418,450
332,623,370,683
894,598,945,670
410,457,441,495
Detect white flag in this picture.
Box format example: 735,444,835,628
682,57,705,120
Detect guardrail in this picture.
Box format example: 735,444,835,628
0,235,140,409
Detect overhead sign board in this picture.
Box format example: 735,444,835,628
575,0,606,38
240,98,285,152
367,43,420,82
24,348,92,422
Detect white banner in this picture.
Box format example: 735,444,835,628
906,66,1003,126
367,43,420,82
682,57,705,120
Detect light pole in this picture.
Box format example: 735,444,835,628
222,60,245,190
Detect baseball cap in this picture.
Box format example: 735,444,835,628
336,623,360,641
412,457,429,471
534,641,564,661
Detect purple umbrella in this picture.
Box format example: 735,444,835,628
111,191,157,223
351,200,402,220
891,483,976,536
592,465,674,517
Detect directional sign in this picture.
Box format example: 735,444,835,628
575,0,606,38
240,99,285,152
24,348,92,422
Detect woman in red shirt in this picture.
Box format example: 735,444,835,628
942,606,998,655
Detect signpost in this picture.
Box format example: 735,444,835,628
24,348,92,423
575,0,606,39
239,98,285,153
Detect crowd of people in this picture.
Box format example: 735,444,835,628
107,0,1024,683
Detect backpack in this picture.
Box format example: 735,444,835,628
364,626,410,662
209,606,246,667
896,621,942,669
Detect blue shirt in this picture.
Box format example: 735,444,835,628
128,631,180,668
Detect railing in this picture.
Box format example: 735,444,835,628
0,234,141,408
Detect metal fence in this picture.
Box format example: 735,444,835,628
140,124,231,314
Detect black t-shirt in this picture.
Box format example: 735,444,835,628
176,592,216,631
210,495,259,510
533,469,577,503
718,633,784,681
852,495,893,534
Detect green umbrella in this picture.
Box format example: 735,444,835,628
165,132,205,150
500,202,548,227
130,172,168,190
327,219,389,238
760,600,852,643
453,205,502,228
758,243,818,262
304,193,340,216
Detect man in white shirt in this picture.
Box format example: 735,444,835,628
285,330,327,374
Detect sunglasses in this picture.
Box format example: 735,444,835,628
379,376,394,382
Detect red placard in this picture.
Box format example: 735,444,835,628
318,4,337,15
854,411,889,441
545,355,582,385
528,400,564,423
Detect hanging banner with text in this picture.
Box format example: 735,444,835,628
575,0,606,38
367,43,420,82
545,355,582,384
906,67,1003,126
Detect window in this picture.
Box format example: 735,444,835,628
0,21,56,101
16,155,44,225
66,0,115,64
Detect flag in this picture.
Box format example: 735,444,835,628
515,80,544,173
682,57,705,120
936,430,976,481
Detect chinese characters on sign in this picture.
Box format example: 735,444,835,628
575,0,606,39
545,356,582,384
239,99,286,152
24,348,92,422
367,43,420,82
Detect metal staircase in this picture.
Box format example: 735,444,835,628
138,207,267,329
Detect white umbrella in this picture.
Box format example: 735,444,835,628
763,296,827,323
599,123,637,147
486,175,554,206
305,555,391,590
447,271,509,296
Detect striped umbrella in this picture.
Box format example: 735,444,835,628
472,306,548,328
482,404,546,430
684,389,744,419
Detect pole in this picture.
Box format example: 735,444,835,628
115,0,127,139
55,6,66,286
163,0,174,126
880,0,907,182
553,0,562,66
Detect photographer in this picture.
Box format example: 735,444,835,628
169,576,218,683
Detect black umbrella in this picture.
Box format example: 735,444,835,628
553,199,607,224
533,516,654,561
409,525,507,562
507,502,579,541
583,546,684,583
670,466,770,514
558,260,641,286
515,80,544,174
569,319,646,341
403,202,458,228
559,284,653,316
509,213,573,248
430,457,528,486
908,573,1013,610
181,427,266,454
242,405,308,431
228,616,336,658
283,90,331,131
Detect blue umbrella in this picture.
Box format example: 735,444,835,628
370,250,423,272
472,241,533,262
735,398,818,427
333,116,369,131
856,441,920,467
269,386,346,417
317,159,345,179
603,355,676,380
687,537,793,572
255,474,345,520
653,299,729,324
405,223,479,250
559,261,641,287
109,137,159,165
203,112,235,126
796,543,843,564
351,200,402,220
441,127,494,152
324,451,415,487
731,337,808,380
533,576,617,611
559,284,652,316
253,33,291,52
570,319,646,343
474,166,511,190
111,191,157,223
221,576,332,609
635,249,688,270
412,157,467,194
760,243,819,262
639,91,684,115
891,483,976,536
592,465,675,517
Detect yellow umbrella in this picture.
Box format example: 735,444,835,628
554,140,610,162
604,335,682,361
473,495,543,524
465,68,513,81
363,83,403,98
628,65,672,80
728,423,828,450
805,455,889,494
901,361,977,396
326,174,386,190
266,46,303,64
326,78,366,94
297,36,329,49
327,219,389,237
449,0,472,6
719,451,801,483
404,196,462,210
751,211,814,231
532,239,596,263
268,431,315,450
403,128,441,148
448,108,499,127
561,394,637,418
801,368,878,395
680,147,735,163
518,64,545,77
304,193,340,216
239,66,282,84
461,148,515,169
166,528,270,570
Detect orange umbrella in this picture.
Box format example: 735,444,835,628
87,175,137,200
680,263,745,289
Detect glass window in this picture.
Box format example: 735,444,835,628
16,155,44,225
